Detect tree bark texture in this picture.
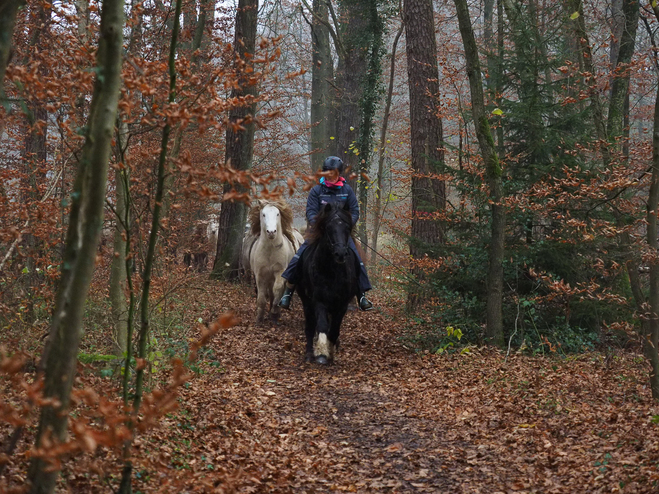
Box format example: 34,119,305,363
403,0,446,260
566,0,609,163
646,80,659,400
606,0,638,147
332,0,368,176
21,2,51,303
0,0,22,104
212,0,258,280
310,0,333,172
109,156,128,358
371,20,404,271
27,0,125,491
355,0,384,251
454,0,505,346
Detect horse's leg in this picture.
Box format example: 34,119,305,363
270,276,286,323
303,303,315,362
328,307,348,362
255,276,267,325
313,305,331,364
265,281,276,324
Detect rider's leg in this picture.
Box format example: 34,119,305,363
279,241,308,309
348,238,374,311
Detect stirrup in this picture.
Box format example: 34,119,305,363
359,295,374,311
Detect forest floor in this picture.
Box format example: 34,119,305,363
2,278,659,493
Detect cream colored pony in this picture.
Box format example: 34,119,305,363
242,199,303,324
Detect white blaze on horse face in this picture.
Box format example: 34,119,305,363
314,332,332,358
262,205,280,240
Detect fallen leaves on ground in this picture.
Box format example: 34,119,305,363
1,279,658,493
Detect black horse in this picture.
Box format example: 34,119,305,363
297,202,359,364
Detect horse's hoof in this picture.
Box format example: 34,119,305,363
305,353,314,363
316,355,328,365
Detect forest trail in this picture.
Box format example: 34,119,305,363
142,281,656,493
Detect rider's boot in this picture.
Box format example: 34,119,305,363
279,284,295,310
358,292,374,311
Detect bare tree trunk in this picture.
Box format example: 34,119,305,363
332,2,368,175
606,0,638,149
119,1,182,491
0,1,23,104
21,2,52,321
370,20,403,272
27,0,125,491
454,0,505,346
496,0,504,153
646,80,659,400
110,129,129,359
211,0,258,280
609,0,624,69
161,0,211,250
403,0,446,305
310,0,333,172
567,0,609,163
109,0,145,361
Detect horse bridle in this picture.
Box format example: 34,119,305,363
325,215,351,252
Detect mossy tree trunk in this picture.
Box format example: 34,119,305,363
454,0,505,346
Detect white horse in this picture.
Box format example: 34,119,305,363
242,199,303,325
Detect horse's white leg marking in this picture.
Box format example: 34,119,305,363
314,332,331,358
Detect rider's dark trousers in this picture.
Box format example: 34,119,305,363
281,238,372,293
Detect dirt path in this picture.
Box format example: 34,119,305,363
163,292,468,492
139,283,657,493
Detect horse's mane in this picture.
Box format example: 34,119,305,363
305,203,353,244
248,198,297,245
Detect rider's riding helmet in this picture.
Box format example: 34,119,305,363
322,156,344,174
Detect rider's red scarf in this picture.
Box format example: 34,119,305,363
320,176,346,188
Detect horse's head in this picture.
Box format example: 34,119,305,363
260,201,281,240
319,202,353,264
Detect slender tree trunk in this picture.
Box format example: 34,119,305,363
211,0,259,280
643,2,659,400
161,0,210,246
110,0,145,361
118,1,182,491
646,80,659,400
310,0,333,172
0,1,23,105
355,0,384,252
496,0,504,154
27,0,125,491
110,130,129,359
606,0,638,149
528,0,552,100
371,20,403,272
454,0,505,346
610,0,624,69
567,0,609,163
484,0,495,93
21,2,52,321
403,0,446,304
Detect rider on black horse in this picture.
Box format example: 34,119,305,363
278,156,374,311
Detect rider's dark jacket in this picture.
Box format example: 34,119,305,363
306,181,359,227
